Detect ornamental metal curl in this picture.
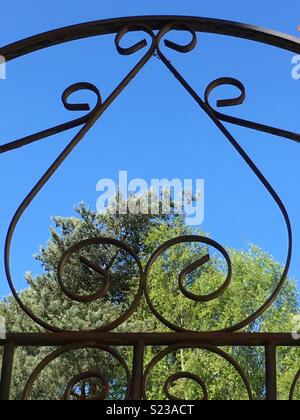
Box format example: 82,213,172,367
21,344,131,400
57,237,144,332
144,235,232,332
63,371,109,401
142,343,253,400
204,77,300,143
163,372,208,401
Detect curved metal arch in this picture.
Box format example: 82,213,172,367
1,15,300,63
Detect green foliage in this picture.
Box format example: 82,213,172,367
0,202,299,400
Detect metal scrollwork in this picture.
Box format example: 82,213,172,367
163,372,208,401
63,371,109,401
0,21,295,333
144,235,232,332
143,344,253,400
1,16,300,400
57,237,144,332
21,344,131,400
204,77,300,143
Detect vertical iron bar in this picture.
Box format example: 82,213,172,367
131,340,144,400
265,344,277,401
0,343,15,401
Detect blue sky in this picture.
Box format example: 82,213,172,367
0,0,299,297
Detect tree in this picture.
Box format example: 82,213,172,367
0,200,299,400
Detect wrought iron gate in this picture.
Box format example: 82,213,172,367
0,16,299,400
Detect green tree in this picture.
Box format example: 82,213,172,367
0,201,299,400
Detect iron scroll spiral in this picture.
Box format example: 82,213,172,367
63,371,109,401
204,77,300,143
21,344,131,400
163,372,208,401
144,235,232,332
143,343,253,400
57,237,144,332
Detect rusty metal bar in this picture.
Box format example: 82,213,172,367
0,332,299,347
265,344,277,401
1,16,300,63
0,343,15,401
130,340,145,400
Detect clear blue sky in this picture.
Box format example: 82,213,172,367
0,0,299,297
